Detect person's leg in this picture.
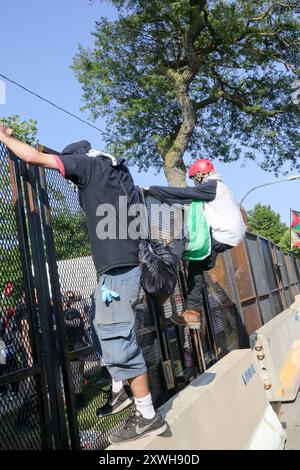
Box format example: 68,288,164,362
109,369,166,445
128,372,155,419
94,266,166,442
170,238,226,329
170,261,205,329
128,372,149,398
186,261,205,311
93,267,143,417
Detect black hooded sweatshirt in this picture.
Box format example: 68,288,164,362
54,141,139,275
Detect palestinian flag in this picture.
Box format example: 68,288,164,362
291,209,300,232
292,230,300,248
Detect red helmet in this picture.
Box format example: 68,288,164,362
189,159,215,178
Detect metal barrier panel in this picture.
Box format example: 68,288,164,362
293,257,300,295
261,239,278,292
269,242,288,311
274,246,292,307
0,144,52,450
203,251,246,360
230,241,262,335
246,235,270,294
246,233,276,324
261,238,283,316
284,253,299,299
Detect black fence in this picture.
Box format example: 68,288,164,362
1,141,300,450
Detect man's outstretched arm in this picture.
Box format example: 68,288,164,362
0,123,59,170
148,181,217,204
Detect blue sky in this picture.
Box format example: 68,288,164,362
0,0,299,225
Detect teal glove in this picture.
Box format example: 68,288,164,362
101,283,120,304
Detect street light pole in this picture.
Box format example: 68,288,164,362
239,175,300,208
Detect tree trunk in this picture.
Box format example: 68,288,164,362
162,1,205,186
164,157,187,187
163,72,197,187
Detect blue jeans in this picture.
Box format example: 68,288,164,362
90,265,147,382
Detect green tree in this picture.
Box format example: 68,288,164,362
72,0,300,186
0,114,38,142
47,182,91,260
247,203,287,244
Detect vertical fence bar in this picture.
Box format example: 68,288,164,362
21,162,70,450
37,166,80,449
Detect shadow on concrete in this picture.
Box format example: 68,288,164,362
190,372,216,387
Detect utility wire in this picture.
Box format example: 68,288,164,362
0,73,190,180
0,73,109,136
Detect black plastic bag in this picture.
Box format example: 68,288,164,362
139,239,179,304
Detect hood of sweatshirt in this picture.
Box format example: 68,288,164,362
61,140,124,166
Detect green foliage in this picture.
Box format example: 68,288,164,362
72,0,300,177
52,208,91,260
247,203,287,244
46,182,91,260
0,114,38,143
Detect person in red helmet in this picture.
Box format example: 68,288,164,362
148,158,246,329
189,159,215,177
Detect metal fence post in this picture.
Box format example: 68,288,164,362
37,166,81,449
21,162,70,450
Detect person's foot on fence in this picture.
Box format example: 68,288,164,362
108,410,167,444
96,387,133,417
170,309,202,329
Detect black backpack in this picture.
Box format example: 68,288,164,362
117,173,183,304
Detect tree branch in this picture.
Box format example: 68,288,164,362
182,1,207,81
249,45,298,72
210,67,293,118
220,88,293,118
195,94,221,110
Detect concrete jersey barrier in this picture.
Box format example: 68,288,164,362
291,293,300,311
108,349,285,450
250,308,300,402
